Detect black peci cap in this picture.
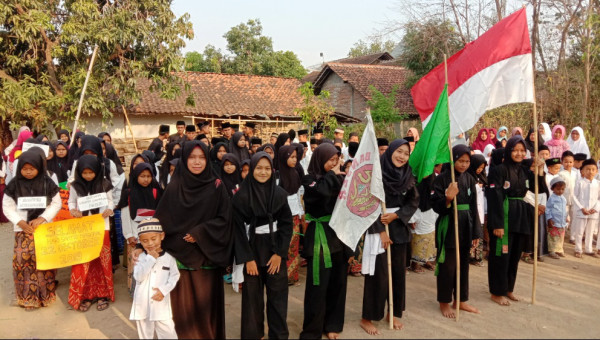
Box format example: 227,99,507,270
185,125,196,132
159,125,170,134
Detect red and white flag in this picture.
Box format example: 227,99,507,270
411,8,534,136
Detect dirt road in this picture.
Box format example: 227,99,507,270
1,222,598,338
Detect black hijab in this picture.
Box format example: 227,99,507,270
48,141,69,183
70,155,113,215
119,163,162,217
67,131,85,168
35,134,48,143
524,128,538,154
142,150,157,177
102,140,124,175
58,129,71,145
5,148,60,221
220,153,241,197
160,141,181,188
469,154,488,185
153,140,233,268
307,143,339,179
257,143,275,155
98,132,111,142
210,142,228,177
78,135,111,179
231,131,250,162
273,133,290,169
277,145,302,195
381,139,416,195
504,136,526,167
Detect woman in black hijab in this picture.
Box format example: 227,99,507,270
361,139,419,334
48,141,70,183
486,136,538,306
300,143,349,340
468,154,488,265
220,153,241,197
102,140,124,175
141,150,158,178
57,129,70,144
67,131,85,169
5,149,61,310
152,140,233,339
233,152,293,339
431,144,481,318
277,145,304,285
210,142,228,178
273,133,290,169
159,141,181,189
231,131,251,162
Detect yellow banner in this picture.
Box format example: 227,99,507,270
34,214,105,270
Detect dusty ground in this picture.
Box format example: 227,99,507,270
1,221,599,339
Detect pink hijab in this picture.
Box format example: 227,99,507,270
545,125,566,146
9,130,33,162
471,128,492,152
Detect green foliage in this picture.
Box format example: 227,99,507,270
348,38,396,57
367,85,409,137
398,19,463,87
185,19,307,79
0,0,193,133
295,82,336,136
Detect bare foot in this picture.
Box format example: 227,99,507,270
453,301,481,314
327,332,340,339
360,319,380,335
506,292,520,302
385,313,404,330
491,294,510,306
439,302,455,318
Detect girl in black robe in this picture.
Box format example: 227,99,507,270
432,144,481,318
159,141,181,189
210,142,228,178
152,140,233,339
220,153,241,197
486,136,538,306
468,154,488,264
360,139,419,334
300,143,349,340
67,131,85,169
273,133,290,169
233,152,293,339
57,129,70,144
48,141,70,183
258,143,276,161
231,131,251,162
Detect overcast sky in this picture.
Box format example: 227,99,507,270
171,0,399,69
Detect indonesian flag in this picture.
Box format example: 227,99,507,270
330,114,385,250
411,8,534,136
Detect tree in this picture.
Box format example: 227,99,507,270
397,19,463,87
295,82,336,137
348,38,397,57
367,85,407,137
184,19,307,79
0,0,193,144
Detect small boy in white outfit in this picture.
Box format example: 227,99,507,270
130,218,180,339
571,159,600,258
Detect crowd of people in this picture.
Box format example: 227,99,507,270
2,119,598,339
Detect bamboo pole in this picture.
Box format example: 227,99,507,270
444,54,461,321
532,56,539,305
70,45,99,147
382,206,394,330
121,105,138,154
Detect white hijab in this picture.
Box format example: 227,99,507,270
539,123,552,143
483,144,495,163
566,126,590,158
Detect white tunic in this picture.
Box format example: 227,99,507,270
68,189,114,230
572,177,600,220
130,252,180,321
2,193,61,231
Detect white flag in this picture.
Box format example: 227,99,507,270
330,115,385,250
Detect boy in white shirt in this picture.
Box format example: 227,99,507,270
130,218,180,339
571,159,600,258
558,151,577,243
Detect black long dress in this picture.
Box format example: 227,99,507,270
233,152,293,339
486,137,535,296
362,139,419,321
432,168,481,303
300,143,350,339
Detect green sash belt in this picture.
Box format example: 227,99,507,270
305,213,332,286
176,260,216,271
435,204,470,276
496,196,523,256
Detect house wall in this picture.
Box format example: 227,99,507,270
320,73,368,121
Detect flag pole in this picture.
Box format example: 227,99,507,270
531,57,539,305
443,54,461,321
382,201,394,330
70,44,99,147
121,105,139,154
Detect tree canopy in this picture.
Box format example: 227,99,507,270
185,19,307,79
347,38,396,58
0,0,193,137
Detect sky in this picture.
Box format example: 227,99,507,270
170,0,399,69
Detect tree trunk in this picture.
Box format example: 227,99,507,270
0,119,13,151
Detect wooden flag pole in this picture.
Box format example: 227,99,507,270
531,58,539,305
121,105,139,154
444,54,461,321
70,44,99,147
382,201,394,330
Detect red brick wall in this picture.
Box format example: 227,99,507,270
320,73,368,120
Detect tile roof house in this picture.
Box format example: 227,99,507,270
310,62,417,121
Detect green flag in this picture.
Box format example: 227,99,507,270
409,84,451,183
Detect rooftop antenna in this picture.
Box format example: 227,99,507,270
320,52,325,65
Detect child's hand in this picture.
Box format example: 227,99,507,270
127,237,137,246
151,288,164,301
380,231,393,250
29,217,46,228
102,209,113,218
148,249,160,259
267,254,282,275
246,260,259,276
446,183,459,201
18,220,33,234
493,228,504,238
582,208,589,215
131,248,143,265
70,209,82,218
380,213,398,225
590,209,597,214
183,234,196,243
472,239,479,247
537,205,546,216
